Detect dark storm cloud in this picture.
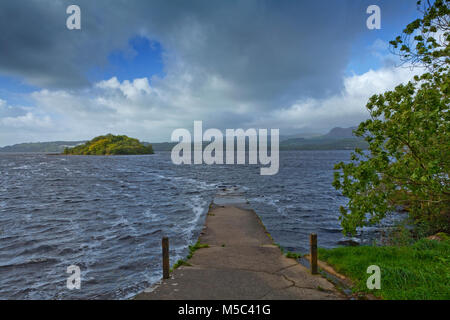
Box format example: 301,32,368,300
0,0,402,96
0,0,141,88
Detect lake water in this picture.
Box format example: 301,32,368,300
0,151,397,299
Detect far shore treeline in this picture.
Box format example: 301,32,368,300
63,134,154,155
0,127,368,153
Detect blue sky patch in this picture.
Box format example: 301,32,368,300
88,35,165,84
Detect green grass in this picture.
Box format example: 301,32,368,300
318,239,450,300
170,259,191,272
186,241,209,260
275,243,303,260
170,241,209,272
285,251,303,259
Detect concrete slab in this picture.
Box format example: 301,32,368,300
135,197,345,300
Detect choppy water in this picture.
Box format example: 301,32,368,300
0,151,399,299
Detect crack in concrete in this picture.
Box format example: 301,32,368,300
256,272,338,299
184,264,332,292
274,262,299,273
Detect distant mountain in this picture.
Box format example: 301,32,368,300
279,127,366,150
0,141,85,153
322,127,357,139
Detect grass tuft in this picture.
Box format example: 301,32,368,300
285,252,303,260
170,241,209,272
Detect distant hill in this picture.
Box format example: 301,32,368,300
279,132,321,141
144,141,176,151
0,127,367,153
322,127,357,139
278,126,366,150
63,134,154,155
0,141,85,153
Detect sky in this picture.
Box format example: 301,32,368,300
0,0,423,146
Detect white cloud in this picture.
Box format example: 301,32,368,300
0,99,54,145
96,77,152,100
0,62,417,146
0,112,51,129
265,65,421,132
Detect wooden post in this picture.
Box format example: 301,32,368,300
162,237,170,279
310,233,318,274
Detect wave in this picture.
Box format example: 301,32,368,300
0,257,58,269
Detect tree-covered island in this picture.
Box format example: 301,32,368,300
63,134,154,155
